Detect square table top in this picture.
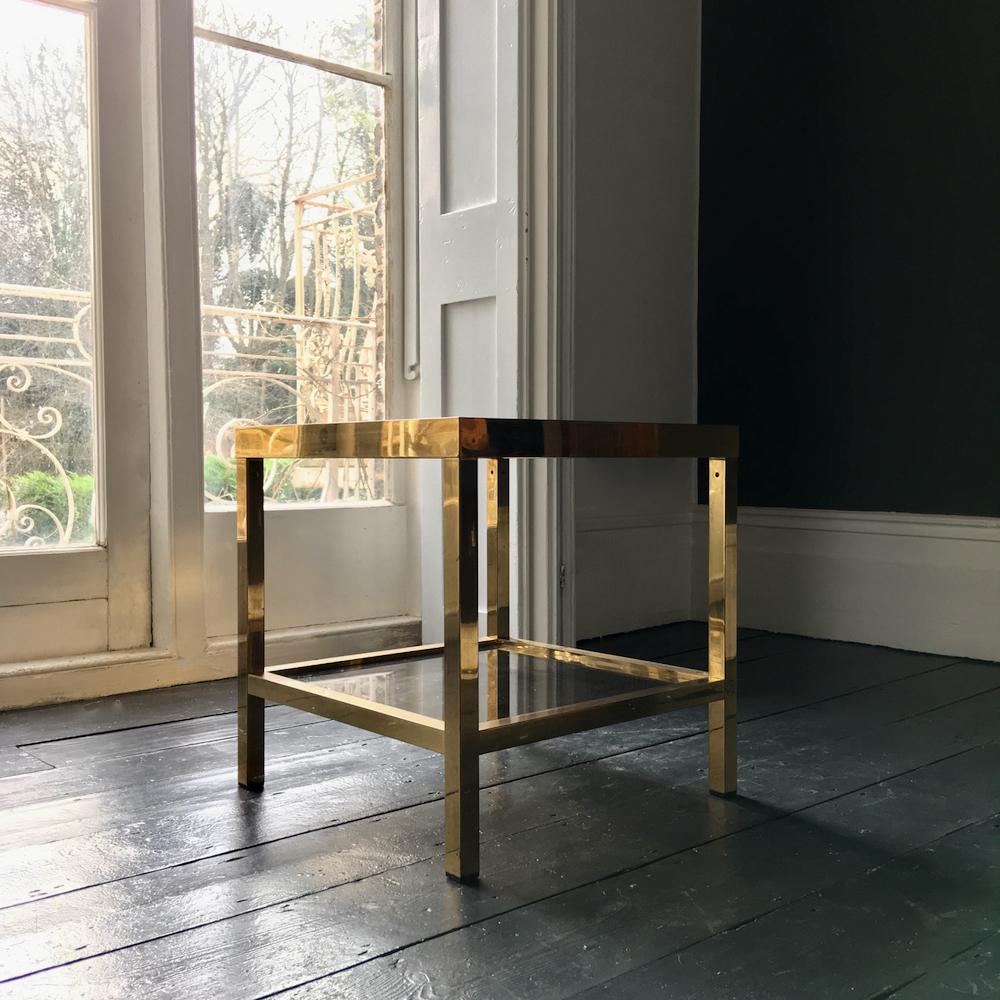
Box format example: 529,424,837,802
235,418,738,460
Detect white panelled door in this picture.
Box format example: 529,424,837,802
416,0,524,641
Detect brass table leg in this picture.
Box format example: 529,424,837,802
486,458,511,719
237,457,266,790
708,457,738,795
442,458,480,881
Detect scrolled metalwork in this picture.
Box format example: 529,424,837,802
0,289,91,548
201,170,387,505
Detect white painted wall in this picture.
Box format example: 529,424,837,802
570,0,702,640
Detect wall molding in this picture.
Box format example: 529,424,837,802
576,510,694,534
725,506,1000,543
691,505,1000,661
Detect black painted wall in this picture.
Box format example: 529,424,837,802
697,1,1000,516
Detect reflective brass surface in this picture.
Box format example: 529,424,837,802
499,637,707,685
708,457,738,795
236,457,265,790
478,679,723,755
235,417,738,460
264,636,506,677
486,459,510,720
232,418,738,878
249,672,444,752
442,458,481,882
267,641,449,677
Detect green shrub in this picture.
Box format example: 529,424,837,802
10,470,94,543
204,454,237,501
203,455,325,503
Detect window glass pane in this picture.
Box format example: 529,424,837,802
196,37,387,505
0,1,97,549
195,0,381,73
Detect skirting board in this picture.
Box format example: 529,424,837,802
692,506,1000,662
0,615,421,710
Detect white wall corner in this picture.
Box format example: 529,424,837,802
691,506,1000,661
569,0,701,641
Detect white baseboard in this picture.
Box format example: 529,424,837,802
0,615,421,710
692,506,1000,661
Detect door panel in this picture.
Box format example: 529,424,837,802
0,549,106,609
442,298,498,416
440,0,497,212
416,0,523,641
0,600,107,662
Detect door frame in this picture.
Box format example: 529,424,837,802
520,0,575,646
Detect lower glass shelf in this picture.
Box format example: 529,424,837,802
291,646,671,724
252,638,720,755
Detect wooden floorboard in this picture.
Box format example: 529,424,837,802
0,679,238,748
0,748,52,780
578,622,768,661
23,704,327,768
290,754,1000,1000
0,643,975,902
567,815,1000,1000
888,927,1000,999
0,622,996,998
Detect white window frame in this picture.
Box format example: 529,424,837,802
0,0,153,671
191,15,400,506
188,1,418,650
153,0,419,675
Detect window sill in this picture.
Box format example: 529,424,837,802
0,614,421,709
204,498,400,514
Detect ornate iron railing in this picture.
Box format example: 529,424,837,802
201,302,385,505
0,281,384,549
0,282,95,548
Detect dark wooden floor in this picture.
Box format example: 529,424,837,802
0,622,997,999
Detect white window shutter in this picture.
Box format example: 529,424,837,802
415,0,524,640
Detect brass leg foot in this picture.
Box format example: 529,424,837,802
708,699,737,795
238,691,265,790
446,870,480,886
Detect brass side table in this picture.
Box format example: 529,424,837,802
235,418,738,883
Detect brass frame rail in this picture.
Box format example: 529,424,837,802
235,417,738,883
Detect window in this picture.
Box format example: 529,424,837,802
0,0,421,689
194,0,390,506
0,0,98,548
0,0,540,699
